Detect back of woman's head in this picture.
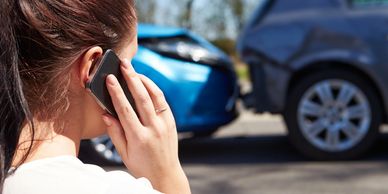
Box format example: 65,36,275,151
0,0,136,190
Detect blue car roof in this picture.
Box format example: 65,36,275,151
138,24,187,38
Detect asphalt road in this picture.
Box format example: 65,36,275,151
105,111,388,194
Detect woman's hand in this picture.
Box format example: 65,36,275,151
101,59,191,194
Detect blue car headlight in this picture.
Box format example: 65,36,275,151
139,36,232,67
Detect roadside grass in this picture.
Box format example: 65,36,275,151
210,38,250,81
236,64,249,81
231,56,249,81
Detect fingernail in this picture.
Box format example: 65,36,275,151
102,115,112,126
106,75,117,86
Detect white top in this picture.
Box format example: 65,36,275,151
3,156,162,194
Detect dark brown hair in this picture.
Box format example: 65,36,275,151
0,0,137,191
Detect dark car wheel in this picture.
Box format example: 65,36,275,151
284,69,382,160
80,135,123,166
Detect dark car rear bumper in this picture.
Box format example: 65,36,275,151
243,62,291,114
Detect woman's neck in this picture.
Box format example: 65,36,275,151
12,119,82,166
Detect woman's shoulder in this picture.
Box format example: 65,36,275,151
4,156,109,194
3,155,161,194
9,155,109,180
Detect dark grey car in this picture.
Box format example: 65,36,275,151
238,0,388,160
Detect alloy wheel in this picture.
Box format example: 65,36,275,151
297,79,371,152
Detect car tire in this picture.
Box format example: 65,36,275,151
284,69,382,160
79,136,123,166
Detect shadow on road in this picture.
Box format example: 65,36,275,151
179,134,388,165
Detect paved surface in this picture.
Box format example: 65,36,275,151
105,110,388,194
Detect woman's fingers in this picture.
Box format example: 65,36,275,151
120,59,157,125
139,75,176,127
138,75,168,112
106,74,142,136
103,61,189,194
102,114,128,159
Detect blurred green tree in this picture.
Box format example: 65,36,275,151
135,0,261,40
228,0,245,30
135,0,262,59
136,0,156,23
179,0,195,29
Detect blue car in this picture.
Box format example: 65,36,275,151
80,24,239,164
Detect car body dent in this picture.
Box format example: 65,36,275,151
138,24,231,64
133,45,238,132
238,0,388,120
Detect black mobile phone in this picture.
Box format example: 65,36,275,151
86,49,136,118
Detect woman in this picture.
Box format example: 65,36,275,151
0,0,191,194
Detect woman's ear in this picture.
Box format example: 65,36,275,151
78,46,103,88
